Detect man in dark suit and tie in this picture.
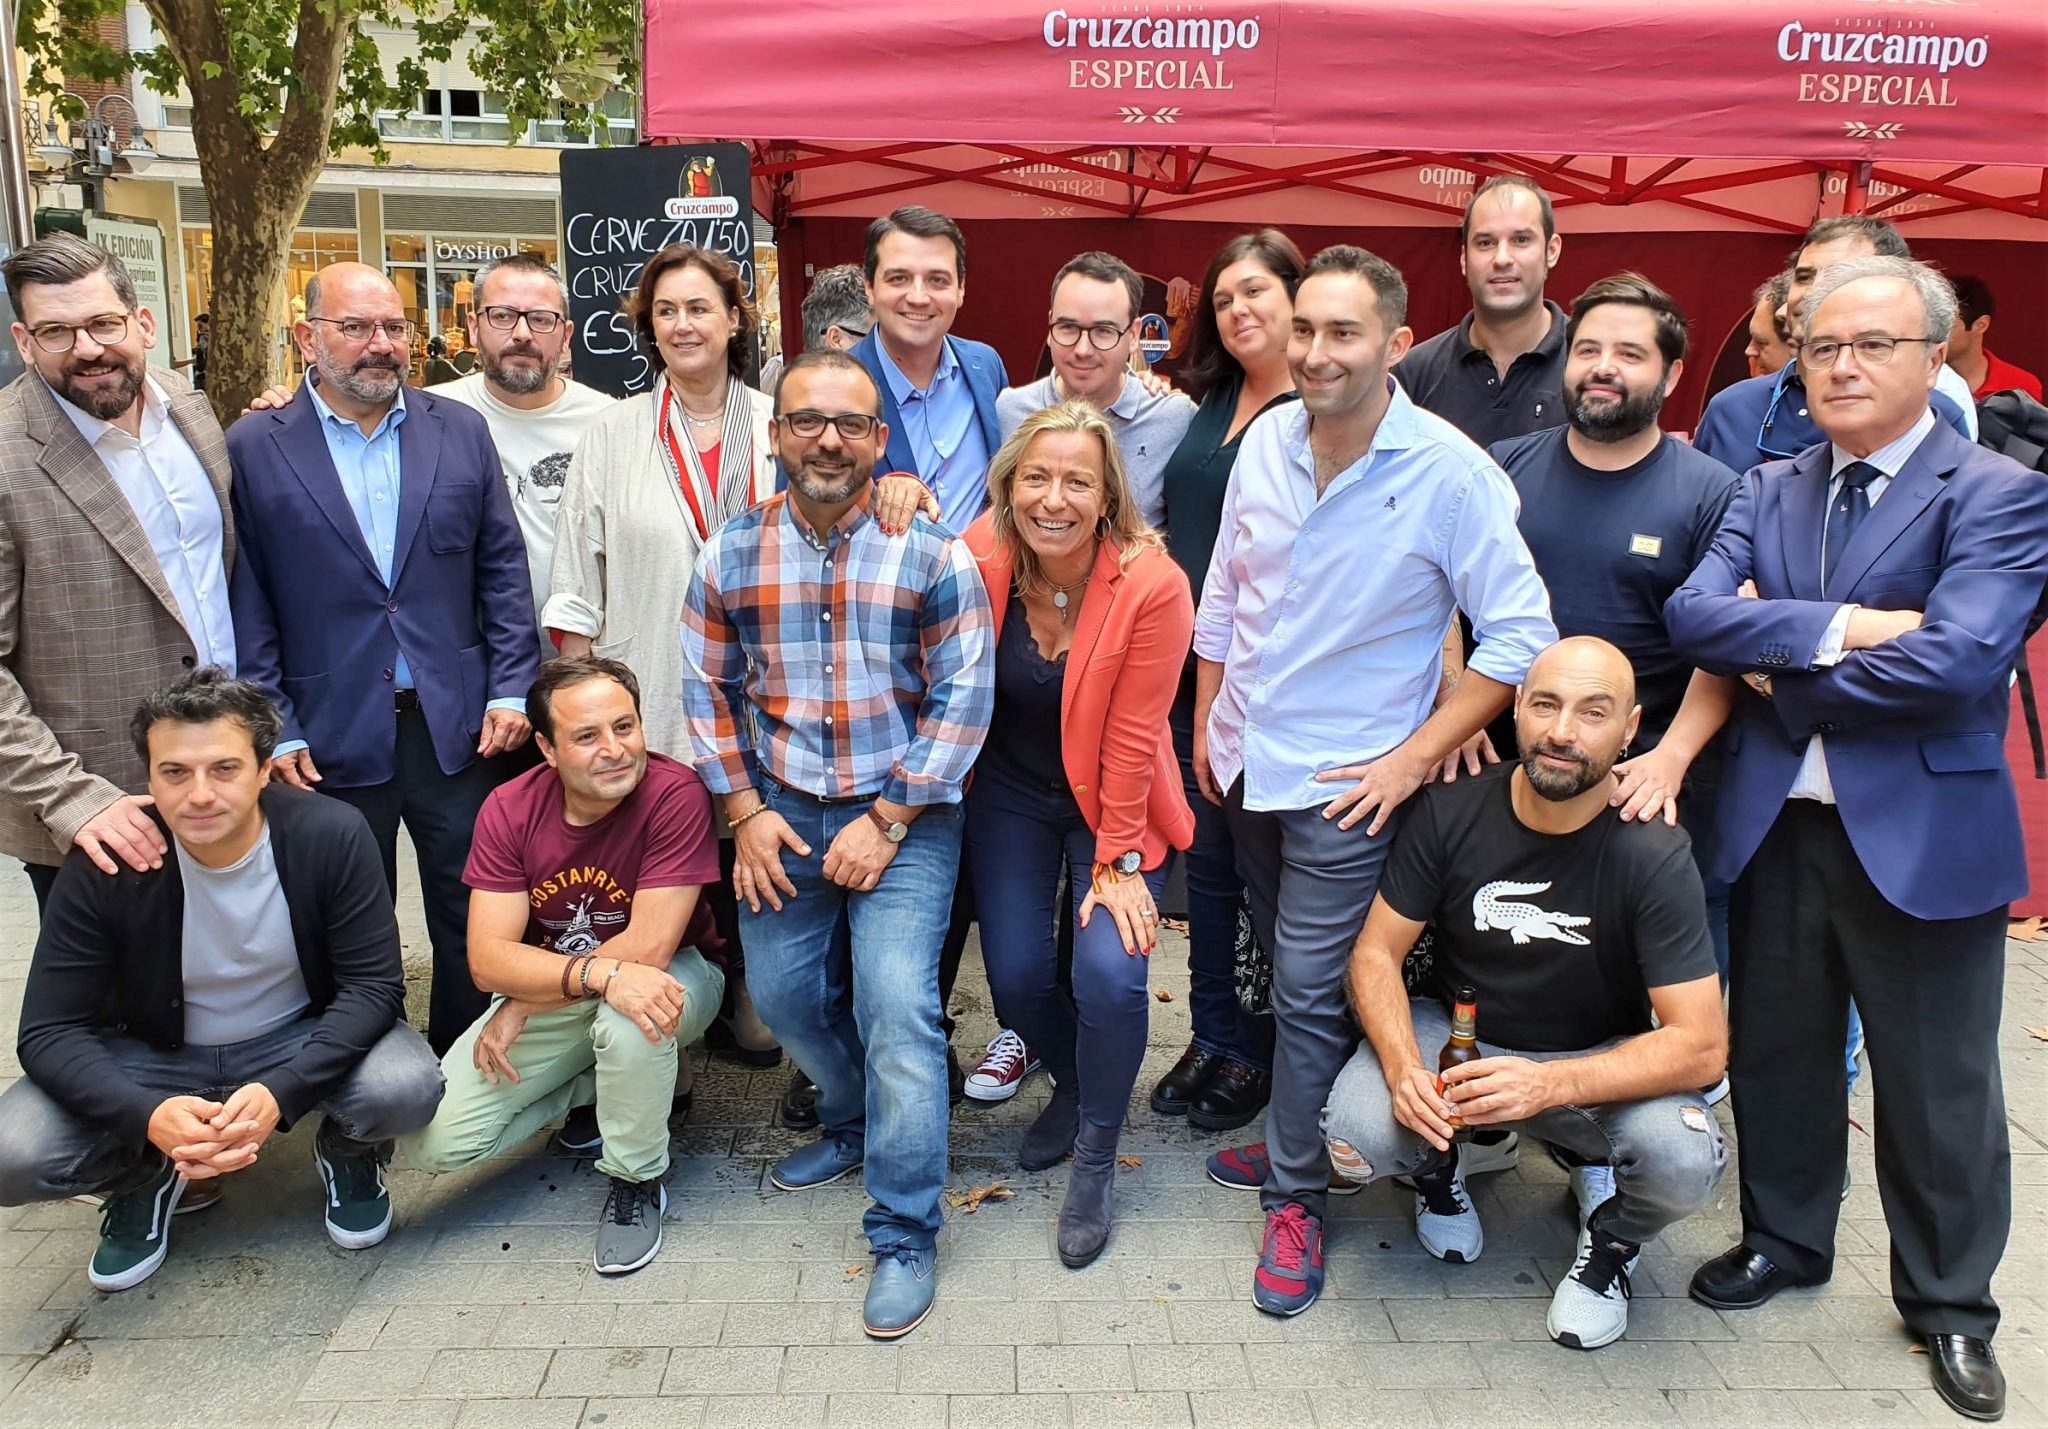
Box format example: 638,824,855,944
228,263,539,1055
1666,255,2048,1422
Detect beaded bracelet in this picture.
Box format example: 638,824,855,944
727,803,769,830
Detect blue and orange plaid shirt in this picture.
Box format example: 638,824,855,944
682,492,994,806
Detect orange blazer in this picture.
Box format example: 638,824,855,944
966,514,1196,871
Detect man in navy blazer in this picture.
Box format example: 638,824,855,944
228,262,540,1055
850,206,1008,534
1666,256,2048,1422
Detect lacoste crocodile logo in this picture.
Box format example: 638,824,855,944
1472,880,1591,945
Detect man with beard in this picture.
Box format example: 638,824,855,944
1491,275,1740,995
682,350,993,1340
227,262,539,1054
0,233,236,911
433,255,612,646
1193,245,1554,1317
1394,174,1568,447
407,655,724,1274
1320,636,1726,1351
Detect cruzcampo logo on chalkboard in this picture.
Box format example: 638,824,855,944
665,156,741,219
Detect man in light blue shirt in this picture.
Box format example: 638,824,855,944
1191,245,1555,1319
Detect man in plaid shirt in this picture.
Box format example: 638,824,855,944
683,350,994,1340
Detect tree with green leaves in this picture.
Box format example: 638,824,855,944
15,0,632,420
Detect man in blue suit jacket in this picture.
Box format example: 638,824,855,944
228,263,540,1055
1666,256,2048,1422
850,206,1008,535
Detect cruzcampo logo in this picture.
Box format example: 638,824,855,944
1044,4,1263,109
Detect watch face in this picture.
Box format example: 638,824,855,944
886,821,908,843
1115,851,1142,875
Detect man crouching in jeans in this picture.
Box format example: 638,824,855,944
407,656,724,1275
1320,637,1727,1350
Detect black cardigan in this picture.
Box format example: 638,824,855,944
15,785,406,1141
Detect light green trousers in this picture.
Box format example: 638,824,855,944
405,950,725,1183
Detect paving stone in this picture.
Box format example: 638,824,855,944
1593,1338,1731,1389
453,1402,585,1429
608,1303,725,1348
1353,1341,1489,1390
942,1393,1070,1428
1056,1300,1174,1344
659,1345,785,1396
297,1349,436,1402
1664,1388,1815,1425
698,1394,827,1427
781,1344,902,1395
933,1300,1060,1347
1777,1388,1934,1425
1699,1340,1844,1390
1066,1391,1192,1427
5,1334,326,1425
575,1397,706,1428
1129,1343,1250,1392
1016,1343,1134,1392
493,1304,617,1348
378,1303,503,1350
826,1392,948,1428
540,1347,668,1398
898,1344,1017,1395
329,1404,457,1429
1538,1387,1684,1425
1473,1339,1610,1392
1302,1389,1442,1428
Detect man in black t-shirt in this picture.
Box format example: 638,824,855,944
1320,637,1726,1352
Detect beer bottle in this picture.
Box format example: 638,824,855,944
1437,986,1480,1143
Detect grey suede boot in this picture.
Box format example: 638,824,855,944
1056,1117,1121,1268
1020,1078,1080,1171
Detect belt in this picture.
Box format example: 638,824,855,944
394,688,421,713
761,770,874,806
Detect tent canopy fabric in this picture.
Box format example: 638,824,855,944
645,0,2048,166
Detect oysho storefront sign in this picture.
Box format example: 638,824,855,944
434,239,517,263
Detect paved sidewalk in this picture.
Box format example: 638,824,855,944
5,855,2048,1428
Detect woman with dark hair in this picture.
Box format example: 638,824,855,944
964,400,1194,1266
1150,228,1304,1132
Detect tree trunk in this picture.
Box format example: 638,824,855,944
197,148,306,427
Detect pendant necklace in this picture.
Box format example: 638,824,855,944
1049,574,1089,623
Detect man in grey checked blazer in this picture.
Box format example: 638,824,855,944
0,233,236,908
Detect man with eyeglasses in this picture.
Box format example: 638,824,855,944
1668,257,2048,1422
0,232,236,912
432,254,613,646
995,251,1196,528
227,262,540,1055
682,349,993,1340
1692,216,1976,473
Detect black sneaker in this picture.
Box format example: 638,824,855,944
313,1123,393,1250
88,1157,185,1291
593,1176,666,1275
553,1104,603,1156
779,1072,820,1131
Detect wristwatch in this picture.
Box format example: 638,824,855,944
867,806,909,844
1109,850,1142,877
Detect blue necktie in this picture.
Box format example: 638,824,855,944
1823,461,1881,589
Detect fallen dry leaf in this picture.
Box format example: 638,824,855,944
1117,1155,1143,1169
2013,917,2045,941
1153,988,1174,1002
945,1181,1016,1214
1160,917,1189,933
844,1264,865,1277
2027,1027,2048,1043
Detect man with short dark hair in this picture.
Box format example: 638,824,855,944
852,206,1008,533
1194,244,1555,1317
1744,273,1793,379
0,668,444,1291
1693,217,1976,471
1323,636,1726,1352
229,262,541,1055
683,348,994,1339
996,250,1196,527
1946,275,2042,402
1394,174,1568,446
407,655,724,1275
434,254,613,642
1669,255,2048,1421
0,232,237,911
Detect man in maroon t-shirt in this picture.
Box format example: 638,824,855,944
406,656,723,1274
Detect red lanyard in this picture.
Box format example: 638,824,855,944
658,382,720,542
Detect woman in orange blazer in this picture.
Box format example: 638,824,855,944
963,399,1195,1269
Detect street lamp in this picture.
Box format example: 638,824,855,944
25,93,158,210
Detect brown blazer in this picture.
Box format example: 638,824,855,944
0,366,233,865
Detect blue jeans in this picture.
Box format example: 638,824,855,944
964,775,1166,1131
1168,668,1274,1071
740,780,960,1254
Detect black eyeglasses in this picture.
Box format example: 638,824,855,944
307,316,417,344
479,305,565,335
1796,335,1936,371
779,410,880,440
1048,319,1131,351
26,312,129,353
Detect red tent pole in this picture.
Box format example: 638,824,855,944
1845,162,1873,215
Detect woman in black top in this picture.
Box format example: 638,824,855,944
1151,228,1304,1131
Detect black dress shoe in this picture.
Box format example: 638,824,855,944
1149,1044,1221,1117
1188,1058,1270,1132
779,1072,819,1131
705,1016,783,1069
1687,1244,1820,1309
1927,1334,2005,1421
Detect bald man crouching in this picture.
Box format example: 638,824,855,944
1319,637,1727,1351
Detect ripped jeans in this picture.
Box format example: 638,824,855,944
1320,997,1727,1248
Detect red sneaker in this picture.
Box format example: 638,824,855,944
1252,1203,1325,1316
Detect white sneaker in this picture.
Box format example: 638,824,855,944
1458,1132,1520,1178
963,1029,1041,1103
1412,1162,1483,1264
1548,1223,1641,1350
1571,1162,1617,1228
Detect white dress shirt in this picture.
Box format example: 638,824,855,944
1194,383,1556,813
1788,407,1938,803
57,376,235,671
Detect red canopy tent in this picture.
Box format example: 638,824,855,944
643,0,2048,901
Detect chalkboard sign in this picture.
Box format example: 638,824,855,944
558,142,755,399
